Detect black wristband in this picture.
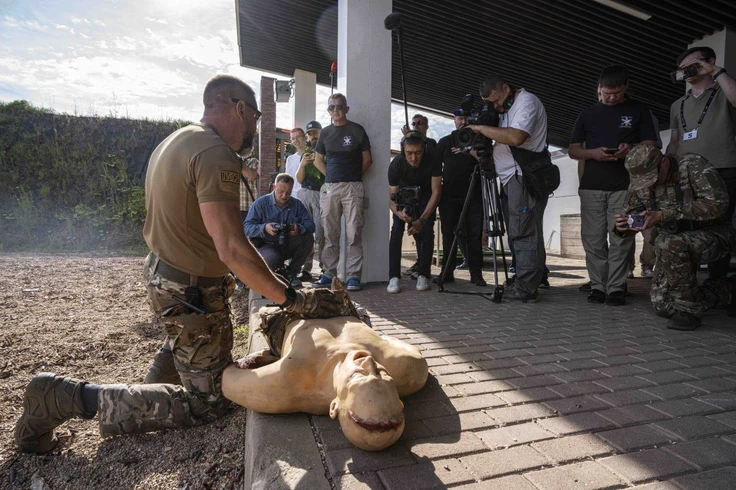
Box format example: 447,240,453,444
714,68,726,80
278,287,297,309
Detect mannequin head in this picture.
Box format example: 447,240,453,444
329,350,405,450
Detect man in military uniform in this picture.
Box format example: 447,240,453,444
615,144,736,330
14,75,350,454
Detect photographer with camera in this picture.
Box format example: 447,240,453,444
568,65,658,307
666,47,736,284
437,108,485,286
467,75,550,302
244,173,315,288
386,132,442,293
614,145,736,330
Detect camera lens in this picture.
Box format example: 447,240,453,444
456,128,474,147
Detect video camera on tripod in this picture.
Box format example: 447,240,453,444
390,186,420,220
451,94,499,153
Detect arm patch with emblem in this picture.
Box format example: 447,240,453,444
221,170,239,183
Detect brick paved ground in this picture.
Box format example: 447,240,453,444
315,255,736,489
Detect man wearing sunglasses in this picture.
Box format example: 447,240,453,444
14,75,351,453
312,94,373,291
666,46,736,284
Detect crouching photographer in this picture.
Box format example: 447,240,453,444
468,74,554,303
614,145,736,330
387,132,442,293
244,173,315,287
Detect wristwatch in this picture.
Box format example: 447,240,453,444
713,68,726,80
278,286,297,309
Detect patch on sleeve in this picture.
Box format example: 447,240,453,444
221,170,239,183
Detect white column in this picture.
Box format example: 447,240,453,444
337,0,392,283
291,69,316,130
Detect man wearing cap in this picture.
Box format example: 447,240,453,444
312,94,373,291
615,144,736,330
14,75,351,454
436,109,485,286
295,120,325,282
666,46,736,284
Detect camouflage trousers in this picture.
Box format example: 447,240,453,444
651,225,735,318
97,253,235,436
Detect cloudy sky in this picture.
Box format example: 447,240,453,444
0,0,454,149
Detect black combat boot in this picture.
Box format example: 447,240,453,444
667,311,702,331
15,373,95,453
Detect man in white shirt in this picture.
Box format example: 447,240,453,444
468,74,549,303
285,128,306,194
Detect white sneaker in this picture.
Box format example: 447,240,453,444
416,275,430,291
387,277,401,294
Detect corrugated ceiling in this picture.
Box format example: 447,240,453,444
236,0,736,148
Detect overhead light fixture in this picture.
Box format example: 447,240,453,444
592,0,652,21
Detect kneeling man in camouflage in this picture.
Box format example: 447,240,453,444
614,145,736,330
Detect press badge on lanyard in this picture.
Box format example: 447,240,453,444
681,87,719,142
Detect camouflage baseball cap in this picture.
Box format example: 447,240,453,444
625,144,662,191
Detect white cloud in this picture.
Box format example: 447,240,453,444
4,16,48,32
70,17,90,24
144,16,168,25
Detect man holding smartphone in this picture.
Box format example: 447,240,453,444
569,65,658,306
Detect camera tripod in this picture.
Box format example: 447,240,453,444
436,149,509,302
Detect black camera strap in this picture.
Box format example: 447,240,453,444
240,174,256,202
680,86,718,132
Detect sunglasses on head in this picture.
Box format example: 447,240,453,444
327,104,345,112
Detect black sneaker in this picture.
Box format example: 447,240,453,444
667,311,702,330
587,289,606,304
605,291,626,306
297,271,313,282
470,275,487,287
539,278,550,289
404,262,419,276
579,281,592,292
505,287,538,303
455,260,468,270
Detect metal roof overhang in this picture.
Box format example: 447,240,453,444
236,0,736,148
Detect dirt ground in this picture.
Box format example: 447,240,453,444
0,254,252,490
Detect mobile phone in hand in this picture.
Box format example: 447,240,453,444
605,148,618,155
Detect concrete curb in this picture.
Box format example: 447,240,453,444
242,293,331,490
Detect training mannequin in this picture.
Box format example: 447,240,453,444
222,307,428,451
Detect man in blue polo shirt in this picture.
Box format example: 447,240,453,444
244,173,315,287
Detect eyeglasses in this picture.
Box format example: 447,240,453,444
231,98,262,120
327,104,345,112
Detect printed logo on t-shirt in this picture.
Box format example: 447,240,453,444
620,116,633,129
343,136,352,146
221,170,239,183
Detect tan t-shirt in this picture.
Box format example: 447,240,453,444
143,124,241,277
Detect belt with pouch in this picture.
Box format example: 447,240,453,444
150,253,225,288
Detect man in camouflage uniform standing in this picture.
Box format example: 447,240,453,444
14,75,350,453
615,144,736,330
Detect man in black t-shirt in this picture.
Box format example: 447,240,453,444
312,93,373,291
386,132,442,293
437,109,485,286
569,65,658,306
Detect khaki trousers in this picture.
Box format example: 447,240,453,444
320,182,364,279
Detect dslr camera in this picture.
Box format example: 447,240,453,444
391,186,420,219
271,223,292,247
451,93,500,150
